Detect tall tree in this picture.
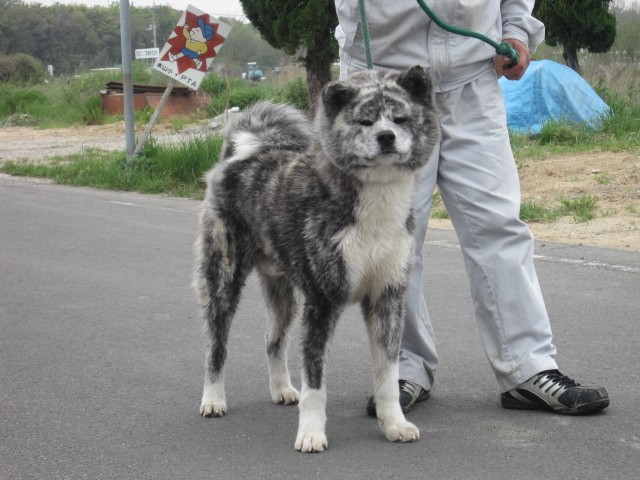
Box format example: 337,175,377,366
240,0,338,114
534,0,616,75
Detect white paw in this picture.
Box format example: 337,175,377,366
200,399,227,417
200,379,227,417
381,419,420,443
271,385,300,405
294,432,328,453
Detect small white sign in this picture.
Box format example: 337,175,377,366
135,48,160,59
154,4,231,90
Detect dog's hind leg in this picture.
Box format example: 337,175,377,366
258,271,300,406
362,287,420,443
195,213,252,418
294,301,342,453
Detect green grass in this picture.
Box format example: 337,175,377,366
519,196,602,224
201,73,310,115
431,208,449,219
430,191,450,219
519,200,562,223
559,195,598,223
433,196,601,224
0,67,313,128
0,135,223,198
0,62,173,128
0,81,109,127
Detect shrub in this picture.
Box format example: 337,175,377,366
278,77,309,111
200,72,235,96
0,54,47,84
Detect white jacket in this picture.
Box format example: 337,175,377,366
335,0,544,91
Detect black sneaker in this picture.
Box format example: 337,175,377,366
501,370,610,415
366,380,430,417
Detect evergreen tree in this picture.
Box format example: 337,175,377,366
239,0,338,114
534,0,616,74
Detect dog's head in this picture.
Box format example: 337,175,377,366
316,65,440,176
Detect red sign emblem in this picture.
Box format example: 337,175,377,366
160,11,226,75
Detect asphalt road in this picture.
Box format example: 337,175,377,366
2,174,639,479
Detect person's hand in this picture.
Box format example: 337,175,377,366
494,38,530,80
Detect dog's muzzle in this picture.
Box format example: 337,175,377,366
377,130,397,154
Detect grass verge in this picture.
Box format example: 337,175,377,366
0,134,222,198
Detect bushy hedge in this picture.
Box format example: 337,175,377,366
0,54,47,84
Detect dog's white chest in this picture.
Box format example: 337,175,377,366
336,181,415,300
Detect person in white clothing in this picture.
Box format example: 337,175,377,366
334,0,610,415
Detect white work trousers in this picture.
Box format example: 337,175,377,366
400,70,558,393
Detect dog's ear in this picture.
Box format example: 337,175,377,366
395,65,433,106
321,81,358,119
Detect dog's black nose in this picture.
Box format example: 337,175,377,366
376,130,396,147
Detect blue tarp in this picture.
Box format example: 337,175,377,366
498,59,610,134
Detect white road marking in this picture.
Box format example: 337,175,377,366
108,200,195,213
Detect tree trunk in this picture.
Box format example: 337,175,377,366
304,53,333,119
563,46,581,76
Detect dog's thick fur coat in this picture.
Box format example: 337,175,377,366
194,66,440,452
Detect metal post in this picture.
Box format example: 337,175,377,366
152,0,157,49
133,80,176,156
119,0,136,162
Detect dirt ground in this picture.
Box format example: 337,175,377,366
0,122,210,162
2,124,639,252
432,150,640,251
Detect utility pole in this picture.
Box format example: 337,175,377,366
119,0,136,162
152,0,157,49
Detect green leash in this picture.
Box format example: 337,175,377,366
357,0,520,69
357,0,373,70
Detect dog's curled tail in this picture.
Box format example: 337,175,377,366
220,101,312,162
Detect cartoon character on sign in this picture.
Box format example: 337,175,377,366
167,16,215,70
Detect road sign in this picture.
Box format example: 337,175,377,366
135,48,160,59
154,4,231,90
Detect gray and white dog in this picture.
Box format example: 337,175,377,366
194,65,440,452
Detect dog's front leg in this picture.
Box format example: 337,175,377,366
295,377,328,453
363,288,420,443
372,359,419,442
294,303,339,453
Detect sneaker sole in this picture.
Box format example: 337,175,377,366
501,394,610,415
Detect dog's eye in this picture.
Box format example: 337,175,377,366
358,120,374,127
394,117,408,125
